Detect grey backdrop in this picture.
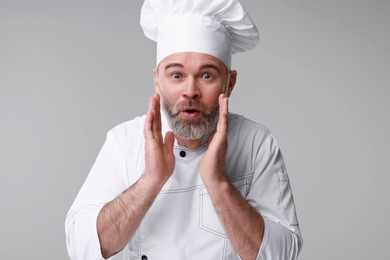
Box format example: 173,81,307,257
1,0,389,259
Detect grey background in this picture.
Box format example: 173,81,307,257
0,0,389,259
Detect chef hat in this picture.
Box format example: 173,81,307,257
140,0,259,68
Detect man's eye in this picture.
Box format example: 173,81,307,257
171,73,181,79
201,73,212,79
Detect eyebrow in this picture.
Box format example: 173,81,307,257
164,63,184,71
199,64,222,74
162,62,223,74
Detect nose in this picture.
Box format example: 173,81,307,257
182,77,200,99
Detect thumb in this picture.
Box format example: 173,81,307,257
207,130,217,147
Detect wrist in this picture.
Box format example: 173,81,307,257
202,175,230,193
139,172,168,192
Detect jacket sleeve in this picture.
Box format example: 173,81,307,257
65,128,129,260
247,131,303,260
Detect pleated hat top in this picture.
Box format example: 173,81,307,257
140,0,259,68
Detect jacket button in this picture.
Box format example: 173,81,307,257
179,150,186,157
141,255,148,260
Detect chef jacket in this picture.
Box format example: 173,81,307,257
65,113,302,260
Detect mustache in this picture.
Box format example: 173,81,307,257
172,100,209,115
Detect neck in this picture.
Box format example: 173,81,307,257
175,135,204,150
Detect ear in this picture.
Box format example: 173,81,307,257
153,68,159,94
226,70,237,97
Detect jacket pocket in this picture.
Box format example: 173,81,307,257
198,175,253,237
276,172,299,226
199,188,226,237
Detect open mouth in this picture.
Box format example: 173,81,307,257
180,107,201,119
185,109,198,113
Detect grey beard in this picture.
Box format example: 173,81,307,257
160,95,219,140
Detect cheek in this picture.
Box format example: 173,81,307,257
203,87,224,102
158,83,181,103
200,94,219,110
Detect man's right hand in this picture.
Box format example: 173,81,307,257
143,93,175,185
97,93,175,258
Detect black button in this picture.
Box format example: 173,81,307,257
179,150,186,157
141,255,148,260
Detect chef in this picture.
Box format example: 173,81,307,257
65,0,303,259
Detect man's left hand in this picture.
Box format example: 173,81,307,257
200,94,229,186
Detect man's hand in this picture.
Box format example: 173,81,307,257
143,93,175,185
97,93,175,258
199,94,263,259
200,94,229,186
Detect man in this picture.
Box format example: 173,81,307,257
65,0,302,259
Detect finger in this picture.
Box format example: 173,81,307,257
155,93,162,132
164,131,175,155
217,94,228,135
144,96,156,140
149,93,161,134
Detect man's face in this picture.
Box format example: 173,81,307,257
153,52,236,140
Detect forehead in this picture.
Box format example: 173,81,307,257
158,52,227,72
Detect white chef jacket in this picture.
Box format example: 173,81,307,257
65,113,302,260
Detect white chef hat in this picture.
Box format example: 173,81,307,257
140,0,259,69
